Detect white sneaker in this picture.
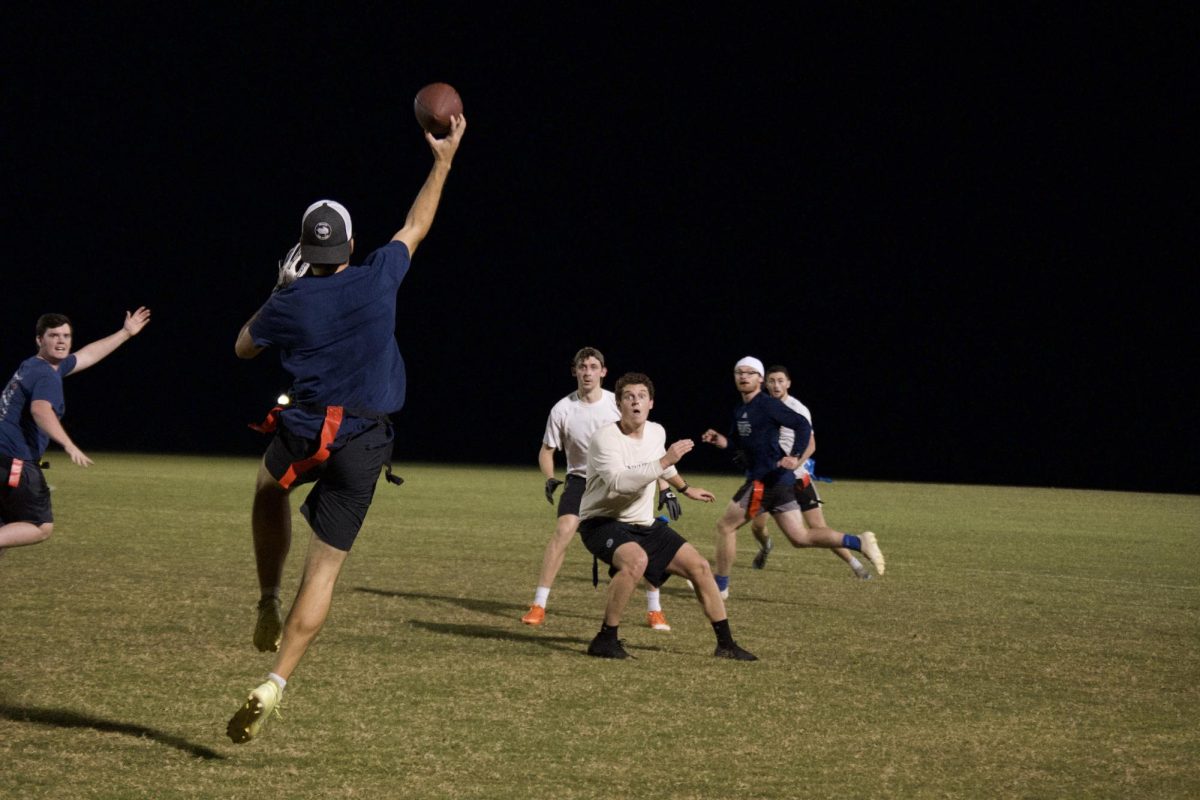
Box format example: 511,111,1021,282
860,531,886,576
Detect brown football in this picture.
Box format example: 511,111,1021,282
414,82,463,137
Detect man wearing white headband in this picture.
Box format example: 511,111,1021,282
702,357,885,596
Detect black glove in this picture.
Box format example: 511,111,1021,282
731,450,747,470
544,478,564,505
658,489,682,521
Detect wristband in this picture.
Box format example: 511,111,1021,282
677,483,690,494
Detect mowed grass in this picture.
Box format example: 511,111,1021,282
1,454,1197,799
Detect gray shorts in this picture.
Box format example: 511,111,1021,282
732,479,800,518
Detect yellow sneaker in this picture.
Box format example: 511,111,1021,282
521,604,546,626
254,597,283,652
226,680,282,744
646,610,671,631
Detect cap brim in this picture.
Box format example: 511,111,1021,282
300,242,351,265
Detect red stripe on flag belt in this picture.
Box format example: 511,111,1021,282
249,406,284,434
748,480,765,518
278,406,345,490
8,458,23,488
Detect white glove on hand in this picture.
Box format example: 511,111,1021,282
274,242,310,292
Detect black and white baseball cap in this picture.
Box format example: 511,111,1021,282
300,200,353,265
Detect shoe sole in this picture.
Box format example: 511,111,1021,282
254,604,283,652
860,531,886,576
227,695,268,744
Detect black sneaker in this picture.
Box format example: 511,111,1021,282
587,634,631,659
751,539,773,570
714,641,758,661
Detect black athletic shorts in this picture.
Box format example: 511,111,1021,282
263,422,393,552
0,456,53,526
794,479,823,512
557,473,587,517
578,516,687,588
732,479,800,518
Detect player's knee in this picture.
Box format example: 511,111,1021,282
686,557,713,583
616,550,648,578
35,522,54,543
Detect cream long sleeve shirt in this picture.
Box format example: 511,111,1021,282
578,421,679,525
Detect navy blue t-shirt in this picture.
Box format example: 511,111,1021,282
251,241,411,440
726,392,814,484
0,354,77,460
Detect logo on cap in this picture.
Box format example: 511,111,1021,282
314,222,333,241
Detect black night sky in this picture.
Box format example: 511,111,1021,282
3,5,1195,494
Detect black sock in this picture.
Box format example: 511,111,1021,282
711,618,733,646
599,623,619,640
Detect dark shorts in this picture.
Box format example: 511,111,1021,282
557,473,587,517
264,422,394,552
0,456,53,526
578,516,687,588
733,479,800,518
794,478,823,512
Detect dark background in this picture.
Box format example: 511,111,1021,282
3,5,1195,494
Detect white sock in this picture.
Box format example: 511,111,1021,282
533,586,550,607
646,588,662,613
268,672,287,691
849,557,864,571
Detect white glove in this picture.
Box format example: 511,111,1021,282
274,242,310,292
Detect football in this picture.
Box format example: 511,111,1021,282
414,82,463,137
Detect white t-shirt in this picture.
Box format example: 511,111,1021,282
579,421,679,525
778,394,813,479
542,389,620,477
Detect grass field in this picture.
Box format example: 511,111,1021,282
1,454,1197,799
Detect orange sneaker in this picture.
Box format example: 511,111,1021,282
521,604,546,626
646,610,671,631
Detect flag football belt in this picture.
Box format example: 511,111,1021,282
6,457,22,488
249,404,404,489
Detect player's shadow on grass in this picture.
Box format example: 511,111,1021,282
405,619,591,654
354,586,591,623
0,702,224,760
404,619,671,658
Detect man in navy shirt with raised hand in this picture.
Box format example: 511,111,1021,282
701,356,885,597
0,308,151,560
227,112,465,744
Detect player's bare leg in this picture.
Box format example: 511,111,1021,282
670,543,727,621
749,514,773,569
712,501,745,596
251,459,291,650
228,533,347,744
669,542,756,660
271,533,349,680
535,513,579,589
775,510,884,575
0,521,53,549
802,507,872,579
586,542,646,658
523,513,578,625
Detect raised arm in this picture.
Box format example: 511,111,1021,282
71,307,151,374
392,114,467,257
